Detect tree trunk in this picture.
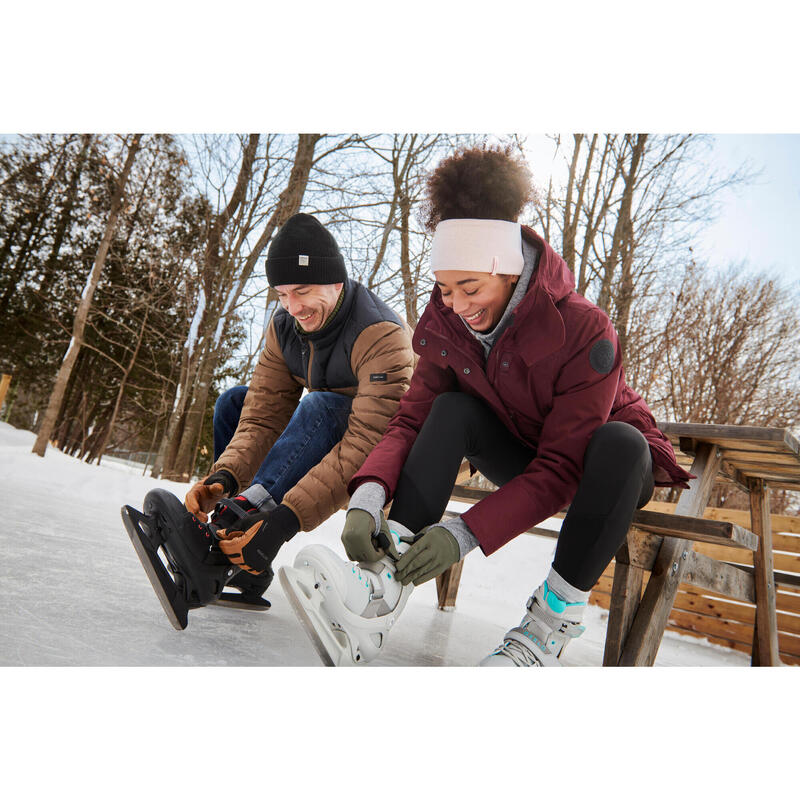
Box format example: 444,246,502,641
162,134,320,481
32,134,143,457
610,134,647,358
597,135,646,316
92,305,149,464
398,187,417,326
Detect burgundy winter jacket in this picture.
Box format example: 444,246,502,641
348,226,692,556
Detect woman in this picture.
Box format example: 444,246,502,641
279,146,692,667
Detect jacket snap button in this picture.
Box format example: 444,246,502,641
420,338,426,346
463,368,471,375
441,350,447,357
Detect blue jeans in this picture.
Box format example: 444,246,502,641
213,386,353,503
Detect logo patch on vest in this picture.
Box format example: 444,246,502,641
589,338,615,374
370,373,387,383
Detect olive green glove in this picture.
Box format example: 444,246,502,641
341,509,384,562
394,525,460,586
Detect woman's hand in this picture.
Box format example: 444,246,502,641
342,481,388,561
341,509,384,562
395,526,460,586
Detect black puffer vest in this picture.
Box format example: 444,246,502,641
272,278,404,391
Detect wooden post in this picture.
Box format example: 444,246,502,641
0,374,11,411
748,477,781,666
618,442,721,666
602,535,644,666
436,559,464,610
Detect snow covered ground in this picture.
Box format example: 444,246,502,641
0,420,749,667
5,420,796,799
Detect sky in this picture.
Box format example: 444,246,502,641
521,133,800,291
695,135,800,287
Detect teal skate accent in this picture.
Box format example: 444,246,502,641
522,628,547,652
542,581,587,613
542,581,566,613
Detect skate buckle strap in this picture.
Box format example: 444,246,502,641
534,581,587,616
524,598,586,640
214,496,254,520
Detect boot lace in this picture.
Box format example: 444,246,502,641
490,639,543,667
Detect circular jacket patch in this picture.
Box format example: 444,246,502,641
589,338,615,374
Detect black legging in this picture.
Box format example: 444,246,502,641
388,392,654,591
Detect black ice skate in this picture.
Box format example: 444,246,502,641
208,495,274,611
121,488,269,630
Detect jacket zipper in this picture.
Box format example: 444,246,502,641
306,340,315,389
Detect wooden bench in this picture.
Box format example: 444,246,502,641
439,423,800,667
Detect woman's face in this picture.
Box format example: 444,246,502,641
434,270,518,332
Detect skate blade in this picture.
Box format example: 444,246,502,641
121,505,188,631
279,566,349,667
211,592,271,611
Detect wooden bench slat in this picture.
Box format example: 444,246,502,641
630,509,758,550
682,550,756,603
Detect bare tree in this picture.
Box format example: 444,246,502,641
532,134,752,363
157,134,321,481
32,134,143,457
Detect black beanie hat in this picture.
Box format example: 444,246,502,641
265,213,347,287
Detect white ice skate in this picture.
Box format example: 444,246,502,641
480,581,586,667
278,522,414,666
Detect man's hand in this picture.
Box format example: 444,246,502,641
395,525,460,586
185,470,237,521
216,505,300,574
185,482,224,521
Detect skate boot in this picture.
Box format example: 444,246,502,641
479,581,586,667
121,488,242,630
278,520,415,666
208,491,276,611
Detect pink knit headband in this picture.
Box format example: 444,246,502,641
430,219,524,276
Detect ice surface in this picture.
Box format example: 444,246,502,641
0,421,750,667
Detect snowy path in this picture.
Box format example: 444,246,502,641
0,421,749,667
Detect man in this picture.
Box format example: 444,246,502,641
124,213,414,628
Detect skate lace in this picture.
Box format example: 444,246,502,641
350,563,372,593
492,639,542,667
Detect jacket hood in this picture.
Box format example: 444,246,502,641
520,225,574,303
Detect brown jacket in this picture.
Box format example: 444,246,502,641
212,279,414,531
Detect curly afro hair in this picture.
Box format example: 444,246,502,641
423,144,533,231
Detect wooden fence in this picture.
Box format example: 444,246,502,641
589,501,800,665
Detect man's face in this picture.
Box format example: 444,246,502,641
275,283,344,332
